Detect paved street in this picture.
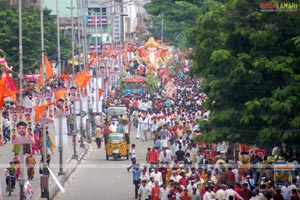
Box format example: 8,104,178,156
54,126,152,200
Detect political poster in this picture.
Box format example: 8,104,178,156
68,85,81,102
9,107,35,144
33,92,55,123
54,89,71,116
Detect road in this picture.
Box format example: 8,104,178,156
54,126,152,200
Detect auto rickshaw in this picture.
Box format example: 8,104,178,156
105,132,130,160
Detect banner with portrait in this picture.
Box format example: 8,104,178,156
9,107,35,144
68,85,81,102
62,77,81,101
33,92,55,123
53,89,71,116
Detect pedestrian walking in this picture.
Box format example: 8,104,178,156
127,144,137,172
132,163,141,199
25,153,36,180
95,125,103,149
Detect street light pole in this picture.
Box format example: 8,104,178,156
82,0,92,143
70,0,78,160
18,0,25,199
56,0,65,176
40,0,50,199
161,11,164,46
95,13,99,113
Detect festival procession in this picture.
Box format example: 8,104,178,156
1,0,300,200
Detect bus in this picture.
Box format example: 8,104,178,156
122,75,148,95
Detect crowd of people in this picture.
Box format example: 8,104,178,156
104,73,300,200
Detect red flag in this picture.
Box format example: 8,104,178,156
98,89,103,100
4,71,16,91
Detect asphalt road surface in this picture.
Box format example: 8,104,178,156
54,127,153,200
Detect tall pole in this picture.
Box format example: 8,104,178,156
18,0,25,199
82,0,91,143
161,11,164,46
56,0,65,176
76,0,84,148
40,0,50,199
100,6,103,58
71,0,78,160
95,13,99,113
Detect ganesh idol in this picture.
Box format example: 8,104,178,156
138,37,167,76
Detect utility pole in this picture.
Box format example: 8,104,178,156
81,0,91,143
18,0,25,199
70,0,78,160
161,11,164,46
56,0,65,176
95,13,99,113
40,0,50,199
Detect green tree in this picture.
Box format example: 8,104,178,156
190,0,300,156
0,2,71,74
144,0,201,48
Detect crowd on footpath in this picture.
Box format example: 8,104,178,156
101,74,300,200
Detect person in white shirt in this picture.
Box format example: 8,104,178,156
281,181,291,200
138,180,150,200
109,122,117,132
203,186,216,200
215,184,227,200
139,116,149,142
226,185,244,200
161,135,168,149
140,169,149,182
250,186,264,200
150,168,163,186
159,183,170,200
147,177,155,190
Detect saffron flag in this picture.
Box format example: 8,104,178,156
88,51,96,67
45,56,54,80
55,89,68,102
75,68,90,88
34,102,54,122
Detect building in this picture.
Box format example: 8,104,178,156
6,0,150,49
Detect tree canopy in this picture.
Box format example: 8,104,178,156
144,0,202,48
0,2,71,75
189,0,300,154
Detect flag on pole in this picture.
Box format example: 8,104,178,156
34,102,54,122
45,56,54,80
75,68,90,88
55,89,68,102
